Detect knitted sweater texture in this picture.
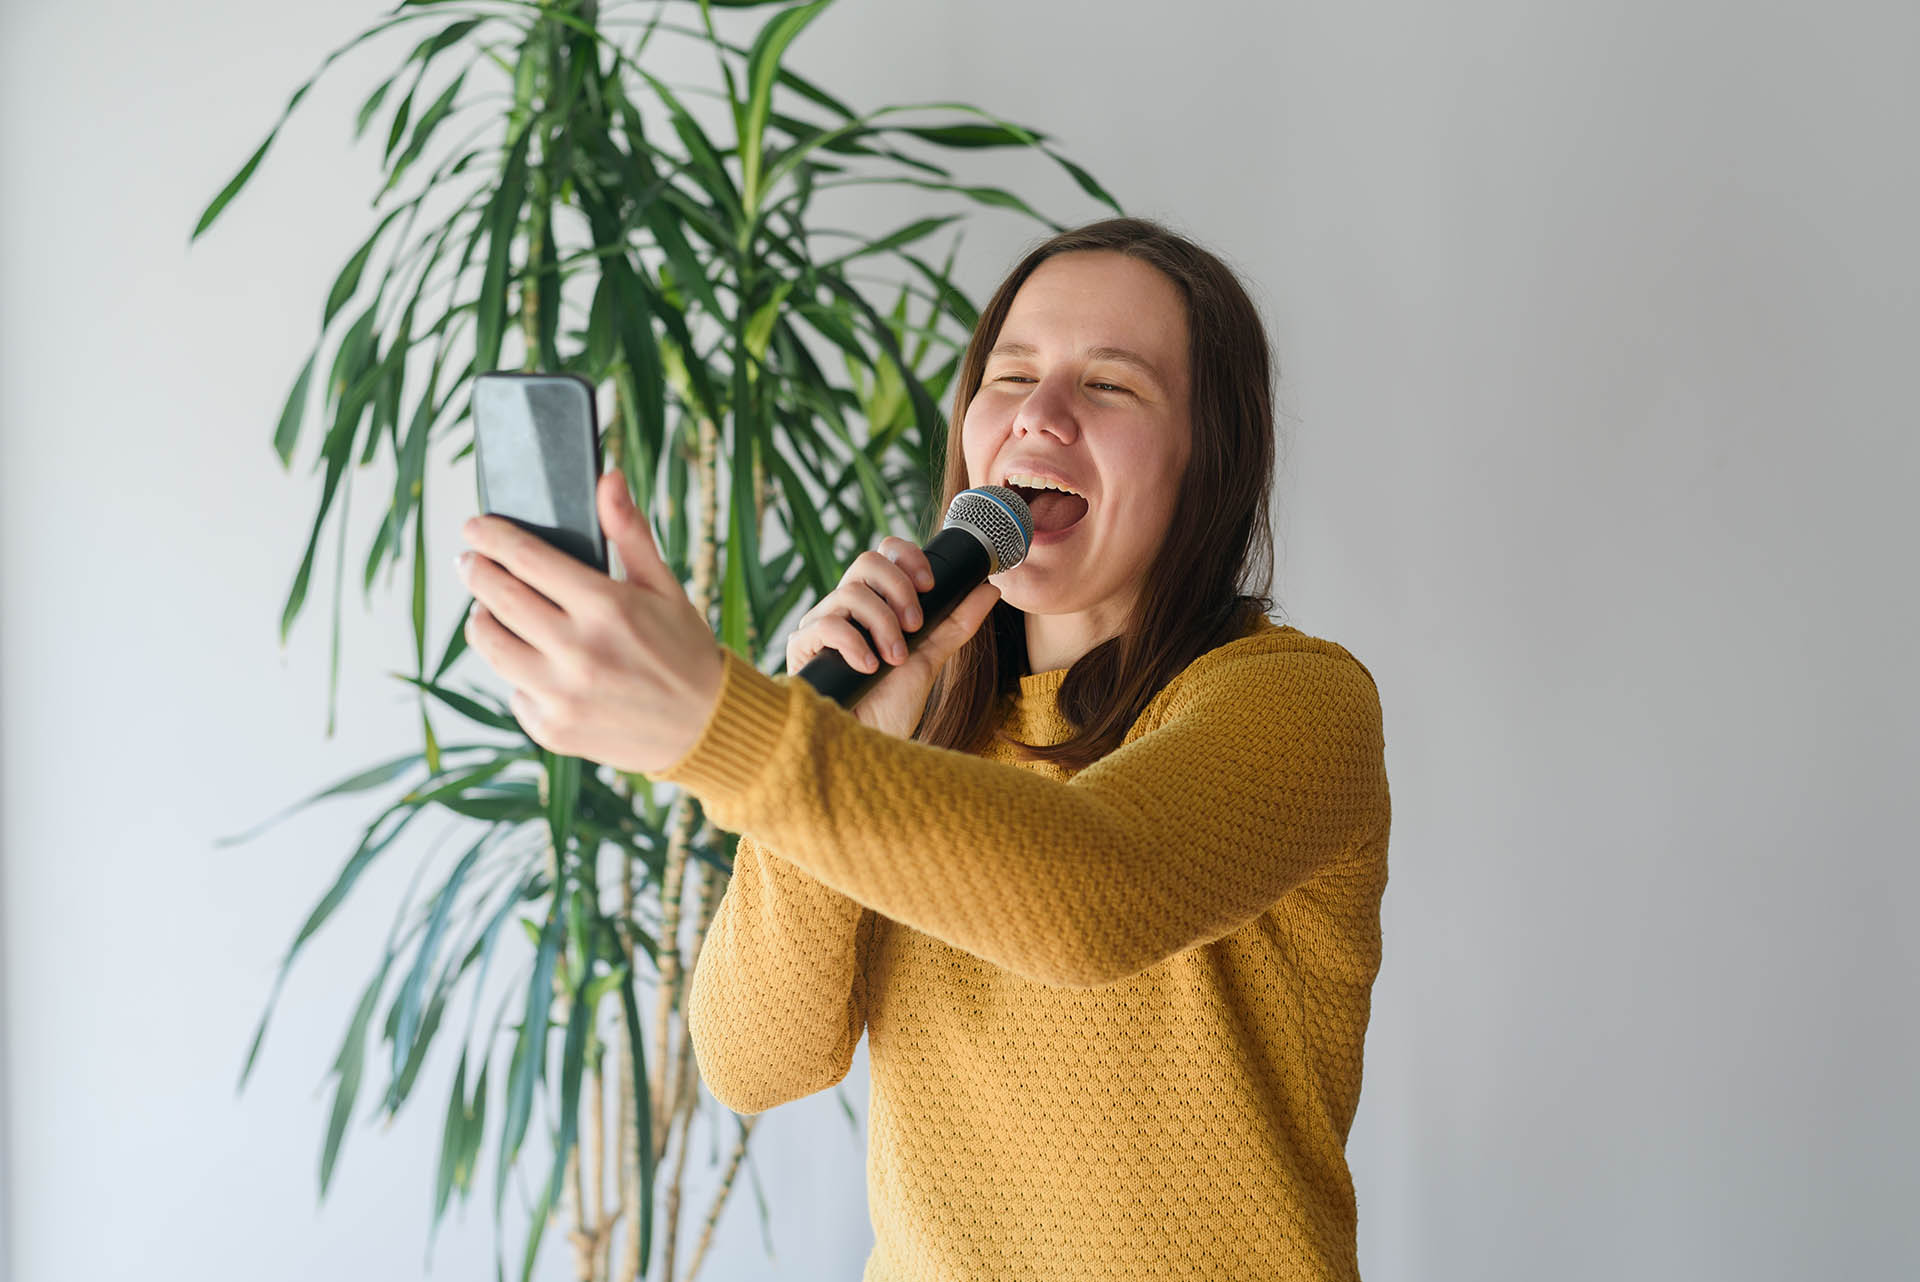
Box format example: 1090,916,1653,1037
659,613,1392,1281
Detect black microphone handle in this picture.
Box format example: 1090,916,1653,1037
796,525,993,708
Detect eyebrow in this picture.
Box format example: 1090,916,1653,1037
986,340,1169,390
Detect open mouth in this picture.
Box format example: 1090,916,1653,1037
1007,484,1089,537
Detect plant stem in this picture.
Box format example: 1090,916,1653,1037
650,414,720,1160
668,831,717,1151
583,1056,607,1279
661,1030,702,1282
648,802,693,1157
612,845,637,1282
568,1094,591,1280
659,827,720,1281
682,1114,759,1282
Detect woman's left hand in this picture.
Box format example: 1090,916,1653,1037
456,470,725,775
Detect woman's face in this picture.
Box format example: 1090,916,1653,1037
962,249,1193,624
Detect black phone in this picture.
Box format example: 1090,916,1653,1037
471,371,608,575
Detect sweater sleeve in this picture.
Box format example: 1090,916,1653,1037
684,831,879,1116
655,642,1388,989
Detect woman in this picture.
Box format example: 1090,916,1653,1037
456,217,1391,1280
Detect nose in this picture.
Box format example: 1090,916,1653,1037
1010,372,1079,446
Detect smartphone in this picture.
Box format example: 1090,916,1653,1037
471,371,608,575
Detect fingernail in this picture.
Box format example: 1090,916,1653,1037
906,609,922,630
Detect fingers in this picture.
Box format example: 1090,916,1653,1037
788,538,934,675
836,581,912,666
877,536,936,593
817,613,885,673
601,471,672,590
789,599,891,675
855,545,927,632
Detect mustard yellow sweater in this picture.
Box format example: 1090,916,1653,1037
660,613,1392,1281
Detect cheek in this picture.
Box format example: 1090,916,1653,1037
959,403,1001,484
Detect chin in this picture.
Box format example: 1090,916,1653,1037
991,571,1079,618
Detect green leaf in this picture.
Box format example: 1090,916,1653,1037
473,123,533,374
387,981,446,1108
387,672,521,733
743,278,793,363
433,1052,471,1225
740,0,837,212
389,837,487,1093
385,82,417,163
495,899,562,1211
214,746,494,850
545,971,592,1209
543,751,582,891
1039,143,1125,216
192,121,287,242
320,955,393,1194
766,442,839,595
517,1177,556,1282
891,120,1046,148
383,68,470,196
273,350,319,467
278,305,379,647
189,6,452,242
817,213,960,271
532,198,561,371
353,74,397,141
236,799,426,1089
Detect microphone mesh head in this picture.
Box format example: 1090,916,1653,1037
943,485,1032,574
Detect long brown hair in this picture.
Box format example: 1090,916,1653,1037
911,216,1281,771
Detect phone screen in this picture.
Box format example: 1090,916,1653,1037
471,372,607,574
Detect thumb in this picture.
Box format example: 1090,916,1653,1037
601,471,672,588
914,581,1002,669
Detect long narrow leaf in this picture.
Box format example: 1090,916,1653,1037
495,899,562,1211
237,800,427,1088
472,123,534,374
320,956,394,1194
389,837,488,1091
739,0,835,212
188,8,457,241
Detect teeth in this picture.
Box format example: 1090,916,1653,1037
1002,472,1081,497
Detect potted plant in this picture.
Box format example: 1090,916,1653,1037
194,1,1121,1278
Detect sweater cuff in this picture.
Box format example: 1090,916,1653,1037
653,646,793,801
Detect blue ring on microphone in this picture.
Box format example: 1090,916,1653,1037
968,487,1032,556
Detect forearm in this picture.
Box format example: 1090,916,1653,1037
685,833,875,1114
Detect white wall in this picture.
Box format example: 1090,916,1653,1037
4,2,1915,1280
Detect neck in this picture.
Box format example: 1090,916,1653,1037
1022,598,1134,674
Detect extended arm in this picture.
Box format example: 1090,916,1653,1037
659,641,1388,988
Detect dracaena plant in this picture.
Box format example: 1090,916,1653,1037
194,0,1121,1279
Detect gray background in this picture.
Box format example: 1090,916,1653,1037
3,1,1914,1279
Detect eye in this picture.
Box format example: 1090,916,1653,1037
992,375,1126,394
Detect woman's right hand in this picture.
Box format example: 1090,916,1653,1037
787,536,1002,739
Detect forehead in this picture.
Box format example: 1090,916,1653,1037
990,251,1187,391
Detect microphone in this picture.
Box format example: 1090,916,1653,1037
797,485,1034,707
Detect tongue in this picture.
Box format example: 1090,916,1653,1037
1028,490,1088,534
